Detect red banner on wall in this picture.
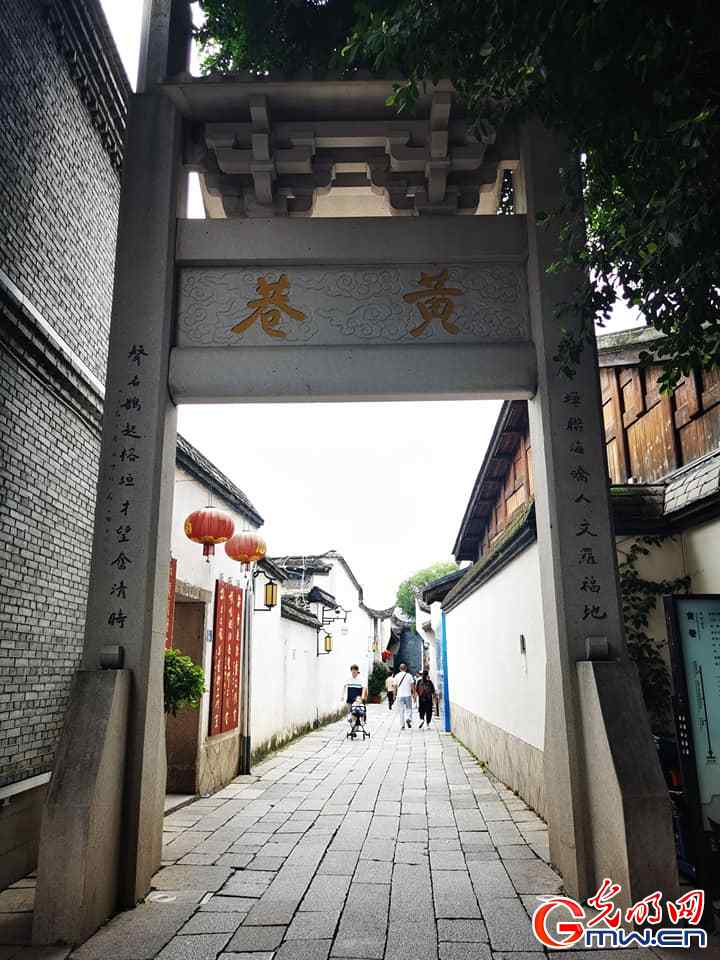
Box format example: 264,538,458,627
165,557,177,649
209,580,244,736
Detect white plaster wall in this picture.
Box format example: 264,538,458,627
616,520,720,673
415,599,440,687
682,517,720,593
171,466,260,744
443,523,719,766
616,534,685,672
250,560,374,751
171,466,256,592
307,562,375,680
445,543,546,750
171,485,382,754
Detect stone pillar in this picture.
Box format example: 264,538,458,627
79,89,182,905
520,121,677,903
34,3,190,936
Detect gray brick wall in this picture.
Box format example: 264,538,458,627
0,0,120,787
0,351,100,786
0,0,120,382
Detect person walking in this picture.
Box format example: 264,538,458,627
342,664,367,707
385,671,396,710
394,663,415,729
416,670,436,729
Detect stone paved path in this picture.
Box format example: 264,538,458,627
72,704,563,960
10,705,706,960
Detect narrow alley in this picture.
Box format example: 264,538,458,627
52,707,557,960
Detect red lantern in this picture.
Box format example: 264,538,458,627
184,507,235,561
225,531,267,566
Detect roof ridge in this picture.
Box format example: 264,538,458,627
176,434,264,527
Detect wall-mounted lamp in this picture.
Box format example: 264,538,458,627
519,634,526,655
254,578,278,612
317,632,333,656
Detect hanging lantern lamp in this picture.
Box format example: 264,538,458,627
184,506,235,561
225,530,267,566
264,579,278,609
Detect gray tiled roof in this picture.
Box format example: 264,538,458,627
281,596,321,628
176,434,264,527
611,484,668,535
664,449,720,516
271,555,334,575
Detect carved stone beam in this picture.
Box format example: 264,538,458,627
250,161,275,204
425,159,451,205
450,143,490,171
430,91,452,159
385,134,427,173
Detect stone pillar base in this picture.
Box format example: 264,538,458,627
576,660,679,907
33,670,130,946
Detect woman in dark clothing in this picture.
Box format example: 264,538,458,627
416,671,436,729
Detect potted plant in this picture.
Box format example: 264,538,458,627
367,661,390,704
164,648,206,795
164,648,205,716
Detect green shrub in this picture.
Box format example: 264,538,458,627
164,648,206,716
368,661,390,698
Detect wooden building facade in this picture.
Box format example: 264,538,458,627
455,328,720,563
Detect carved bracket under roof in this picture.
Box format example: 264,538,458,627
171,80,516,217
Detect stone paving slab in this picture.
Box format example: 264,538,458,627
439,943,491,960
275,941,332,960
178,915,242,936
225,925,286,952
70,903,197,960
432,871,482,920
23,707,577,960
482,899,544,952
156,933,232,960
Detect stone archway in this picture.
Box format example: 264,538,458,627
32,0,677,945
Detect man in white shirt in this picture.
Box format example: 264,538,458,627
342,664,367,707
394,663,416,729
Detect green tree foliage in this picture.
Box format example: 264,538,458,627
164,648,206,716
396,561,458,619
195,0,360,77
618,537,690,734
196,0,719,392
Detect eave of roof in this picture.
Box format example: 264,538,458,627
271,556,333,575
422,568,465,605
361,604,395,619
445,501,536,612
444,469,720,611
47,0,130,174
281,596,320,629
452,400,527,561
258,557,287,582
305,586,339,609
596,326,665,367
663,449,720,522
176,434,264,527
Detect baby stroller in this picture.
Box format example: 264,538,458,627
347,698,370,740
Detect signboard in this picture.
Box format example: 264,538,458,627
176,264,529,348
665,594,720,915
165,557,177,649
209,581,244,736
169,217,537,403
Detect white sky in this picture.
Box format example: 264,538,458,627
100,0,642,607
